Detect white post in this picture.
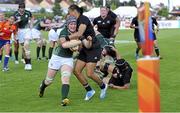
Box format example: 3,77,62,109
103,0,106,6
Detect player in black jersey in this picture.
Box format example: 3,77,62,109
93,6,116,45
99,45,133,89
130,15,161,59
67,4,108,101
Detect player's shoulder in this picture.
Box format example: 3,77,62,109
13,11,19,16
59,27,68,36
79,15,89,21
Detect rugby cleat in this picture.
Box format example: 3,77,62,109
135,53,139,60
24,64,32,71
39,80,47,97
15,60,19,64
61,98,70,106
84,90,95,101
100,84,108,99
2,67,9,72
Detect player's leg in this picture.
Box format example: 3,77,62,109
39,68,57,97
86,62,108,99
39,55,61,97
3,42,11,71
42,38,47,59
24,39,32,70
0,47,3,63
48,41,55,59
74,59,96,100
36,38,43,60
60,64,73,106
134,33,141,59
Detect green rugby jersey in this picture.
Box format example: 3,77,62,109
14,10,32,29
53,27,73,58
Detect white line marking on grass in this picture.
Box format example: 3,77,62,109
115,40,135,44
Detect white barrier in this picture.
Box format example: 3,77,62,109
158,20,180,29
119,20,180,29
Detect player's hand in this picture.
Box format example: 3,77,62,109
87,36,92,41
109,84,114,88
109,38,115,45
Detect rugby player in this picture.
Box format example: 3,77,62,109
130,15,161,59
33,17,52,60
0,15,17,71
99,45,133,89
39,16,81,106
93,6,116,45
13,2,33,70
67,4,108,100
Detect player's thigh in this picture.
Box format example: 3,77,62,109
74,59,86,75
86,62,97,76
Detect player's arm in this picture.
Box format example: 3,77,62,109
81,35,92,49
113,17,120,36
130,18,138,29
40,21,52,28
61,39,81,49
109,84,130,90
130,22,138,29
154,18,159,33
58,32,81,49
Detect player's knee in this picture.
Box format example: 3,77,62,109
45,76,54,85
86,69,95,78
24,40,30,46
61,71,71,84
42,39,47,46
24,46,30,58
37,39,42,47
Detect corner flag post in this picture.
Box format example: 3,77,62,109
137,2,160,112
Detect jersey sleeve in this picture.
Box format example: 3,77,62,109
27,10,32,18
13,11,19,20
59,27,68,39
93,17,97,25
109,11,117,19
131,18,136,25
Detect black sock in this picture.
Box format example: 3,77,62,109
40,80,48,91
61,84,70,100
83,83,92,92
25,58,31,64
155,47,160,56
100,83,105,89
42,45,46,57
22,53,24,59
9,48,12,57
14,51,18,61
48,47,53,59
36,47,41,58
136,48,140,55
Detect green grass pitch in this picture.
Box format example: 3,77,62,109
0,29,180,112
